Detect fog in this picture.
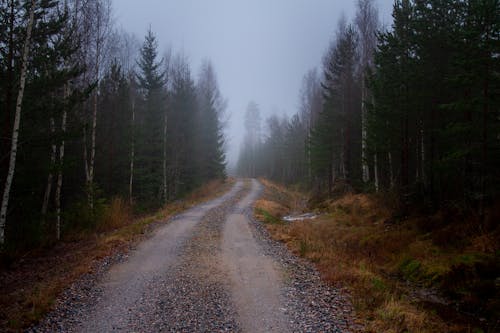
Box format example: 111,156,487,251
113,0,394,167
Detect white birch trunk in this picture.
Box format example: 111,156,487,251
0,0,35,244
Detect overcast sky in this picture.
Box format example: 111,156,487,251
113,0,394,167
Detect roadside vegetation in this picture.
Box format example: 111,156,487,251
0,179,233,331
255,179,499,333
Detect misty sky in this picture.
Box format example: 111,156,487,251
113,0,394,167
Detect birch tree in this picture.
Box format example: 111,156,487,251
355,0,379,184
82,0,111,211
0,0,35,245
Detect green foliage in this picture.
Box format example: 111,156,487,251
255,208,282,225
134,29,166,205
367,0,500,210
0,3,228,249
398,257,422,281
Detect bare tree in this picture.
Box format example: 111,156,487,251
243,101,261,177
355,0,379,183
0,0,36,244
81,0,111,210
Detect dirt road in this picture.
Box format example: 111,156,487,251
33,179,356,332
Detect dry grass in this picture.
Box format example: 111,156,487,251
0,178,234,331
254,179,498,333
97,197,133,232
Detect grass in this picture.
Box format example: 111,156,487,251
0,178,234,331
254,179,499,333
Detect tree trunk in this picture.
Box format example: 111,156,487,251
162,111,167,202
0,0,36,245
479,41,490,220
388,151,394,189
129,99,135,205
328,162,333,197
2,0,15,182
88,90,98,210
374,150,379,192
55,85,68,241
42,117,57,216
420,122,425,186
361,79,369,183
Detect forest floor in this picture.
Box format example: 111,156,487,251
254,178,500,333
0,178,234,331
1,179,361,332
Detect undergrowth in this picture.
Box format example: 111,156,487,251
0,178,234,331
254,178,499,333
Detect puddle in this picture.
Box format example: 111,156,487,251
282,213,318,222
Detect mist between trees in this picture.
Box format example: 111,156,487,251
0,0,226,248
237,0,499,217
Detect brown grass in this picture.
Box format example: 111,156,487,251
0,178,234,331
97,197,133,232
254,179,498,333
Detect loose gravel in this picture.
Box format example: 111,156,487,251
240,179,362,333
29,181,246,333
134,184,248,332
29,179,361,333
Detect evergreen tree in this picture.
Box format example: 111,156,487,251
96,61,132,198
196,60,227,181
135,28,165,205
168,54,198,197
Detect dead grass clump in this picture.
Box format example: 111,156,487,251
255,199,288,219
253,179,472,332
98,197,132,232
185,178,231,203
371,297,441,333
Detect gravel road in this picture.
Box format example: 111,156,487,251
31,179,359,332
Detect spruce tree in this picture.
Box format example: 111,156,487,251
135,28,165,205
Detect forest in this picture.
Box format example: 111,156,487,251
237,0,499,218
0,0,226,249
0,0,499,331
234,2,499,328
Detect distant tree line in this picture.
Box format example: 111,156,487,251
237,0,499,216
0,0,226,248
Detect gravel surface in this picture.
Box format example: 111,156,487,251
29,179,360,333
30,181,245,333
222,181,289,332
242,179,362,333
